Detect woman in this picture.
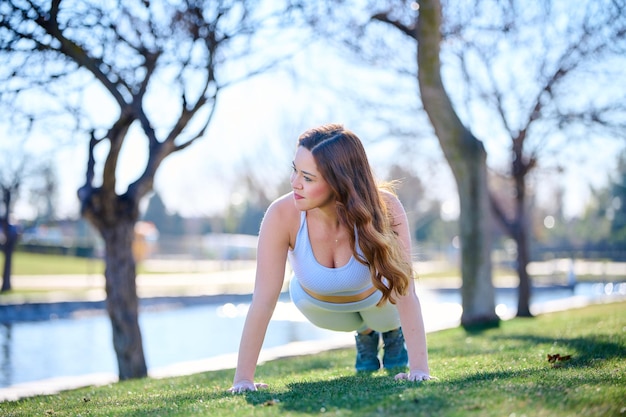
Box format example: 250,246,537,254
229,124,431,393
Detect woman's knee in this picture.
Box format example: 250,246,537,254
304,311,364,331
359,305,400,332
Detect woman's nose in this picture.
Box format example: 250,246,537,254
291,175,301,190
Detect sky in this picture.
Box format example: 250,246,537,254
4,5,624,225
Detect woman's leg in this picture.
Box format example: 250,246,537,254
289,278,406,370
355,329,381,371
381,328,408,369
359,301,408,369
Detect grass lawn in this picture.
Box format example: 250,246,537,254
8,252,105,275
6,252,152,276
1,301,624,416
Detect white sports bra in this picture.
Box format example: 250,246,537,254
288,211,373,295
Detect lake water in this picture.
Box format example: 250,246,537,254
0,282,624,391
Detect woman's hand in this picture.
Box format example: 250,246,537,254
229,380,269,394
394,370,434,382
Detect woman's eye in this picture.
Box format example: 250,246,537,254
291,164,312,182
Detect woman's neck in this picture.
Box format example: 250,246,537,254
308,203,340,228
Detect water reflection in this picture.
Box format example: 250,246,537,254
0,299,350,389
0,282,624,389
0,314,116,388
0,325,12,388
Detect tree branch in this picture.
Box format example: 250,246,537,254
34,3,129,108
371,12,417,40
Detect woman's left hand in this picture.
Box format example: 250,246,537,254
228,380,269,394
394,370,434,382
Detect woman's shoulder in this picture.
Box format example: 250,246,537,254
265,192,301,222
269,192,297,210
379,187,402,206
378,187,408,220
262,192,302,248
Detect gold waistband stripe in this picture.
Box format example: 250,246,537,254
300,285,378,304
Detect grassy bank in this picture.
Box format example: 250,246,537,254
1,301,624,416
8,252,105,275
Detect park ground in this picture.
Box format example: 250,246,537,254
0,253,625,415
0,301,623,416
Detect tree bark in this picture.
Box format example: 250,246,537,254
417,0,498,327
1,224,17,293
514,222,532,317
1,188,17,293
512,156,532,317
100,213,147,380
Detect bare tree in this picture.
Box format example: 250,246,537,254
372,0,626,318
0,159,23,293
0,0,294,379
427,0,626,316
0,144,49,292
414,0,499,326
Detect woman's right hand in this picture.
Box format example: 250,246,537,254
394,370,435,382
228,380,269,394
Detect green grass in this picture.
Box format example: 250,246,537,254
7,252,105,275
5,252,150,276
5,252,215,276
1,302,624,416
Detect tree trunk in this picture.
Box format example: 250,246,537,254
456,133,498,326
490,170,534,317
513,185,532,317
1,224,17,292
1,187,17,293
417,0,498,327
515,225,532,317
101,218,147,380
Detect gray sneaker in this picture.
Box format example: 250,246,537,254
355,331,381,372
382,328,408,369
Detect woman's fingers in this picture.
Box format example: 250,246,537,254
394,371,434,381
229,381,268,394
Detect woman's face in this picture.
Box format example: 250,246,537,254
290,146,334,211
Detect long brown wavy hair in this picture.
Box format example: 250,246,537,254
298,123,412,305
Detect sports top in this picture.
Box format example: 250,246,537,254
288,211,374,295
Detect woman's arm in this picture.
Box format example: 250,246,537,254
384,192,431,381
229,197,293,393
396,282,430,380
